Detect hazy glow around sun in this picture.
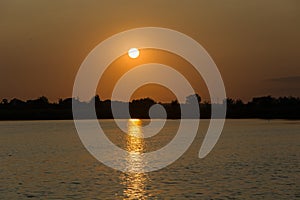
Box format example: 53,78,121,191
128,48,140,58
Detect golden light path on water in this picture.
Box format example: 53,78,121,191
120,119,150,199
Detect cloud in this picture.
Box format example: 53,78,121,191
266,76,300,83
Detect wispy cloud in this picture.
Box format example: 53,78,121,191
266,76,300,83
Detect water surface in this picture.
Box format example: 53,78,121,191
1,119,299,199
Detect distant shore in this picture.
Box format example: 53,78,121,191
0,95,299,120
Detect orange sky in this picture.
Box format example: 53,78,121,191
1,0,300,102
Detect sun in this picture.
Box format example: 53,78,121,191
128,48,140,59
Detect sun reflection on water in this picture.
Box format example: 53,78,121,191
120,119,150,200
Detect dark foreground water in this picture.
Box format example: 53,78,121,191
1,119,299,199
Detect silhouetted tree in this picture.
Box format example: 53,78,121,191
0,95,299,120
58,98,74,106
250,95,276,106
235,99,244,106
1,99,8,105
171,99,179,106
26,96,50,108
224,98,235,106
89,95,101,104
95,95,101,104
9,98,25,106
224,98,244,106
131,98,156,105
186,94,201,104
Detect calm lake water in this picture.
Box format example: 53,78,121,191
1,119,299,199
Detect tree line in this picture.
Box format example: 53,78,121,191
0,94,299,120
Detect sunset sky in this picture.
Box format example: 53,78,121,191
1,0,300,102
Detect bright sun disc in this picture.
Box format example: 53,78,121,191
128,48,140,58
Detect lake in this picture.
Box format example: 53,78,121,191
1,119,299,199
